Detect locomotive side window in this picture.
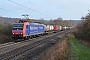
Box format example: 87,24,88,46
26,25,28,28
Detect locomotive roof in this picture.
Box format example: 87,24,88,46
29,23,42,25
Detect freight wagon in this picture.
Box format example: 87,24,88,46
45,25,54,33
53,24,60,32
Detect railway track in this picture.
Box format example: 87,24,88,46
0,32,59,55
0,30,70,60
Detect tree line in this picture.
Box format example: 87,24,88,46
74,12,90,41
38,17,71,27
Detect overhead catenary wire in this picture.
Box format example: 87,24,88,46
0,1,21,14
8,0,51,18
0,1,33,17
0,7,22,14
27,1,48,14
27,0,54,18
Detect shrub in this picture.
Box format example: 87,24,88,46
0,22,13,44
0,23,12,36
68,33,75,39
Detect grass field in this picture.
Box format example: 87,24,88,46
69,39,90,60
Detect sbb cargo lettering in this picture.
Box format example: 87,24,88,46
30,26,38,30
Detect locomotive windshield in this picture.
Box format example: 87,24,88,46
13,24,24,30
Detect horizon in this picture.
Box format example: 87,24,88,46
0,16,82,20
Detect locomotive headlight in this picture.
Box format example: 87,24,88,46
13,33,14,34
21,33,23,34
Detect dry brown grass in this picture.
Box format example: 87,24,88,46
40,38,69,60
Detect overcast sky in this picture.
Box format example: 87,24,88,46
0,0,90,20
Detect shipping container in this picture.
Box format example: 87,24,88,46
53,24,60,31
45,25,50,32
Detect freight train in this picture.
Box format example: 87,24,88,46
12,20,63,40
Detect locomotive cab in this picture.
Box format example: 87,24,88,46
12,21,29,39
12,23,24,39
